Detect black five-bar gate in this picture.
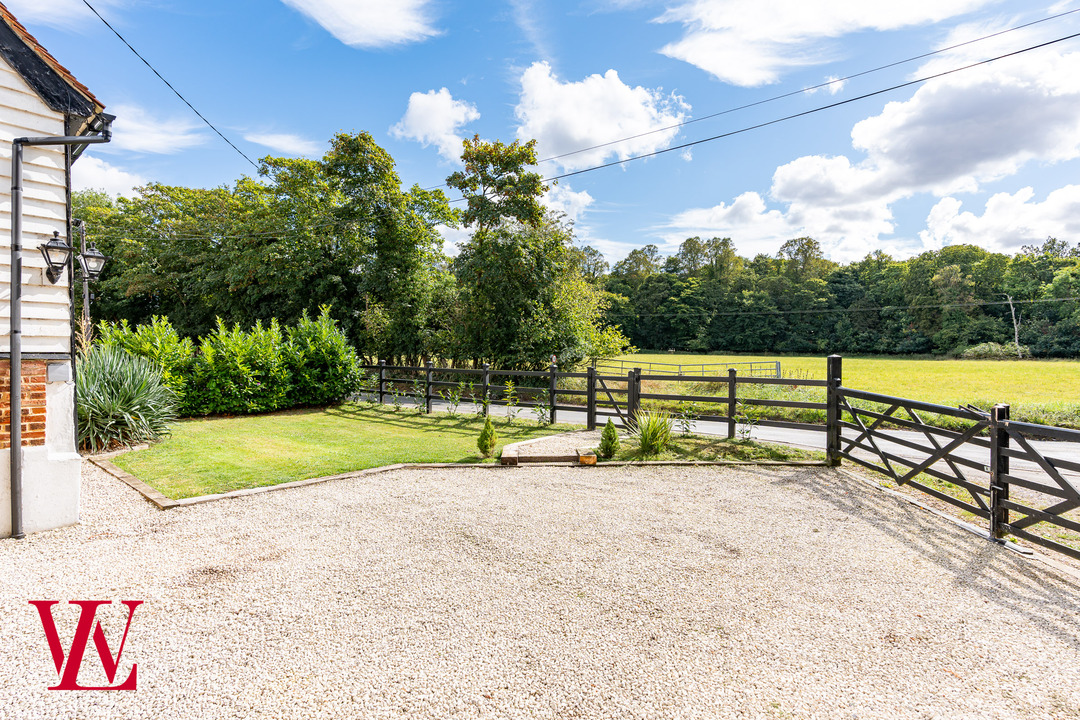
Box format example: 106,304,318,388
827,355,1080,562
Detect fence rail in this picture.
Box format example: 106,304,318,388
359,355,1080,562
828,354,1080,562
593,358,781,378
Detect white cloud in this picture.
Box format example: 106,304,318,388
106,104,205,155
436,223,470,257
515,62,689,172
71,156,145,197
656,0,993,85
280,0,440,48
920,186,1080,253
543,183,594,225
661,43,1080,261
807,75,846,95
1,0,125,29
244,132,323,157
390,88,480,163
509,0,552,60
769,47,1080,206
662,191,798,257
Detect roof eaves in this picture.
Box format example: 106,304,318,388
0,1,104,120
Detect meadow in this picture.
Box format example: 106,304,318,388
610,352,1080,428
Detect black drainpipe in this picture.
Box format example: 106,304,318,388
9,126,110,539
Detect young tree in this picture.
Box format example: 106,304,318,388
451,212,628,368
445,135,547,232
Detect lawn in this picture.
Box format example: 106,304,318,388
113,404,582,500
605,434,824,463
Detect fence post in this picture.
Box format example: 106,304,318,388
826,354,842,467
482,363,491,417
990,404,1011,540
628,368,641,421
775,360,781,379
727,368,737,439
378,360,386,407
549,363,558,424
587,366,597,430
424,361,433,414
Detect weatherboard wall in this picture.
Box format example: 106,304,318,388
0,51,80,538
0,58,71,355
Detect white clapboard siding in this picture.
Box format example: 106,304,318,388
0,53,71,355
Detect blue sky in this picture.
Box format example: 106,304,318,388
13,0,1080,264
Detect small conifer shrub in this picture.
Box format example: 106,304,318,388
477,416,498,458
598,418,620,459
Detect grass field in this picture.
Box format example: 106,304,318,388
613,352,1079,406
113,405,581,499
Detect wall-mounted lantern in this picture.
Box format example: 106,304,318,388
38,231,73,284
77,241,107,280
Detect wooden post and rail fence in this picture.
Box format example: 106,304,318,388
365,355,1080,562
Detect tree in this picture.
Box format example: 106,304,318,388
445,135,547,232
451,212,628,368
572,245,609,283
74,132,458,363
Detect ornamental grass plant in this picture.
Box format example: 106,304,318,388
630,409,673,456
77,345,178,453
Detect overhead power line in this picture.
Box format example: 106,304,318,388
536,7,1080,166
541,29,1080,184
424,8,1080,194
622,295,1080,320
82,0,259,169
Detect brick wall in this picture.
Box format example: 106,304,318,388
0,360,47,448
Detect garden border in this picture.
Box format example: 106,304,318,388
89,430,829,510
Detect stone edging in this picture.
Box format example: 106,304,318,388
89,457,519,510
89,428,826,512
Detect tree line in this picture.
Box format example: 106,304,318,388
596,236,1080,357
75,129,1079,364
74,132,627,370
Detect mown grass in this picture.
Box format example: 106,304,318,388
112,404,581,499
609,352,1080,429
604,434,824,463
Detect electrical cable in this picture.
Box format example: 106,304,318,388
617,295,1080,320
543,30,1080,184
536,7,1080,166
82,0,259,169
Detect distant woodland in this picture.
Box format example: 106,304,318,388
594,236,1080,358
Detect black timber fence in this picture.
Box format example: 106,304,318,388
362,356,1080,562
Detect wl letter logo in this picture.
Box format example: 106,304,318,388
29,600,142,690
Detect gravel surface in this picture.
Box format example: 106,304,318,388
2,461,1079,719
506,430,606,457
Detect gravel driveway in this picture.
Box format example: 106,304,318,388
2,461,1079,719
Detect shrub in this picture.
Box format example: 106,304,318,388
98,310,363,418
77,345,178,453
285,306,363,407
598,418,620,458
96,316,195,403
960,342,1030,359
676,401,701,435
477,416,498,457
631,409,673,455
185,319,290,415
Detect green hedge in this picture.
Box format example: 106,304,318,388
97,307,363,417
